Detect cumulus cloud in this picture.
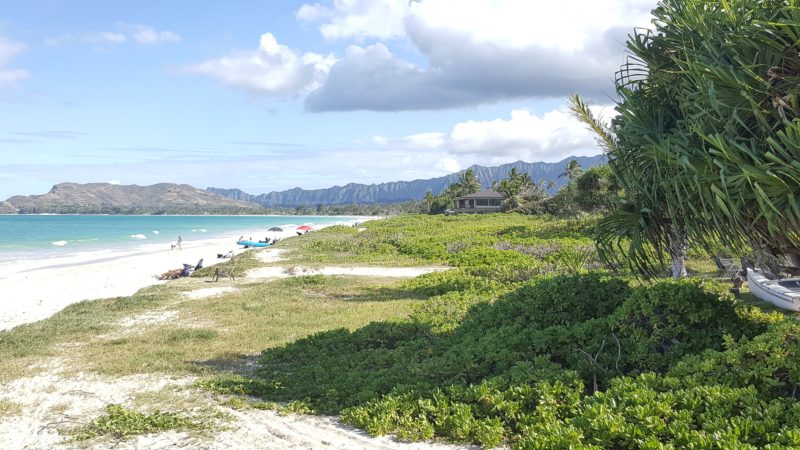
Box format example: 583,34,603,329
296,0,408,40
300,0,655,111
46,24,181,46
383,105,615,164
435,157,461,173
442,108,612,159
184,33,335,97
0,37,29,87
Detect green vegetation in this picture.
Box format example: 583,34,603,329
572,0,800,278
7,1,800,446
206,269,795,448
0,211,795,446
70,404,206,441
182,214,794,447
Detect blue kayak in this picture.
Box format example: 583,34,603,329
237,240,271,248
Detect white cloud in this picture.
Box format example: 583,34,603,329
401,132,445,149
300,0,655,111
0,37,29,87
388,105,616,164
81,31,127,44
121,24,182,44
184,33,335,96
435,157,461,173
46,24,180,46
297,0,408,40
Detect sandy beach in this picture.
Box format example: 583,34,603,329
0,219,371,331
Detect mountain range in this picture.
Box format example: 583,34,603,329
0,155,604,213
208,155,604,207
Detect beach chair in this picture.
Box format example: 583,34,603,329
212,259,236,282
194,259,204,270
713,256,741,279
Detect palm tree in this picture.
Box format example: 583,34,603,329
492,168,534,198
457,169,481,195
558,160,583,181
423,191,435,213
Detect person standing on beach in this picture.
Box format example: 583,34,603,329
176,235,182,251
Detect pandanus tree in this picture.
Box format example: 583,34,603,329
572,0,800,278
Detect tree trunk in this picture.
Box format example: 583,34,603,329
668,228,688,279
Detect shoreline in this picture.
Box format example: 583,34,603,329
0,218,376,332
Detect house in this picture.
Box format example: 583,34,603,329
451,190,505,214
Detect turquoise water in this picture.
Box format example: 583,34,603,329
0,215,357,265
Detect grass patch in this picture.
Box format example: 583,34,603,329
70,404,207,442
0,400,21,417
190,251,263,280
73,276,421,377
0,285,178,381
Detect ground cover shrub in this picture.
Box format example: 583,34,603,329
475,273,629,329
199,270,793,447
318,224,358,235
517,374,800,449
401,269,502,297
410,291,494,332
610,280,766,374
670,320,800,399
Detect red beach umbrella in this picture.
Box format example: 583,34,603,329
297,225,314,231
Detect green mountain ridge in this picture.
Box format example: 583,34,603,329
2,182,264,214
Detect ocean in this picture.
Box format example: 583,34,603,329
0,215,360,275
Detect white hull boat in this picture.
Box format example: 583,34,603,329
747,268,800,312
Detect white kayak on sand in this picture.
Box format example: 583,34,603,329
747,268,800,312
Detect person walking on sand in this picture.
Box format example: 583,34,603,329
176,235,182,251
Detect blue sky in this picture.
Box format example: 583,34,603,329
0,0,655,199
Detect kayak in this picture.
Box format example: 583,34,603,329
747,268,800,312
237,240,271,248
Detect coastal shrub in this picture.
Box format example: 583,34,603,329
199,270,794,447
410,291,493,332
670,320,800,399
610,280,762,373
560,374,800,449
318,224,358,235
401,269,502,297
471,273,629,329
448,246,539,270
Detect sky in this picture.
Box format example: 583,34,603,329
0,0,656,199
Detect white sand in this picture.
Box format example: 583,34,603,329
0,218,476,449
0,363,474,449
0,219,372,332
0,237,240,331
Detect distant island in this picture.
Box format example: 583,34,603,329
0,182,262,215
1,156,603,214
